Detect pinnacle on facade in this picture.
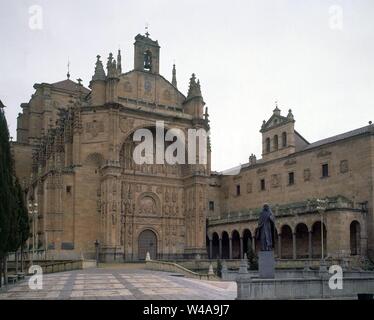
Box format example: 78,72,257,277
172,64,177,88
187,73,202,100
287,109,294,120
106,52,119,78
91,55,106,82
117,50,122,74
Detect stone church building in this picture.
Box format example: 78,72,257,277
11,33,374,265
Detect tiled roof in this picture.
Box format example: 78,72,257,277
301,125,372,151
218,124,373,175
51,79,90,94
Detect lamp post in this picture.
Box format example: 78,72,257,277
28,201,38,265
316,198,327,260
94,240,100,267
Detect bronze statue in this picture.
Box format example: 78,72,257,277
256,204,275,251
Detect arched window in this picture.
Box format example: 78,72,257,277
266,138,270,153
143,50,152,71
350,221,361,255
274,135,279,150
282,132,287,147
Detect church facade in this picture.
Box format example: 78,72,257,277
11,33,374,265
13,33,210,261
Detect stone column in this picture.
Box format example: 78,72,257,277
292,232,297,259
209,239,213,259
219,238,222,259
229,237,232,259
240,237,243,259
278,234,282,258
251,237,255,253
308,231,313,259
229,238,232,259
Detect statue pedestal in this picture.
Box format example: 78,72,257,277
258,251,275,279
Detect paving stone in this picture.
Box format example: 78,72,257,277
0,267,237,300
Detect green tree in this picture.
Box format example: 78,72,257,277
0,103,30,286
13,178,30,272
0,104,13,286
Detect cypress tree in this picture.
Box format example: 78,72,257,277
0,101,30,286
14,178,30,273
0,103,12,286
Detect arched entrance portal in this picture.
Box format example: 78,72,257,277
138,229,157,260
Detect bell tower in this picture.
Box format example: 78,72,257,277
134,33,160,74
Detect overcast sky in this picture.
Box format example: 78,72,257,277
0,0,373,171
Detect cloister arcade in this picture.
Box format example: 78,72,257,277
207,216,364,260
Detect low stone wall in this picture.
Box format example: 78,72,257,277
145,260,219,280
223,269,373,281
237,274,374,299
41,260,83,274
82,260,97,269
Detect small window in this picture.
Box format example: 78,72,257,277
322,164,329,178
282,132,287,147
266,138,270,153
209,201,214,211
260,179,266,191
236,185,241,196
274,135,279,150
66,186,72,194
288,172,295,185
143,50,152,71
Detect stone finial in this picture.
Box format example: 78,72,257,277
106,53,119,78
187,73,202,99
172,63,177,88
249,153,257,165
92,55,106,81
107,52,113,67
117,49,122,74
287,108,294,120
67,59,70,79
204,107,209,120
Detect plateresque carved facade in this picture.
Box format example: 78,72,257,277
12,34,374,264
13,34,210,261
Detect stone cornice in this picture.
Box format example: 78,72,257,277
207,195,364,226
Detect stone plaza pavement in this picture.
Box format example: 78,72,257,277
0,265,237,300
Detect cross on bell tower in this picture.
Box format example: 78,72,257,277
145,23,150,37
133,31,160,74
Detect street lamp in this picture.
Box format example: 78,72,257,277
316,198,327,260
94,240,100,266
28,201,38,265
